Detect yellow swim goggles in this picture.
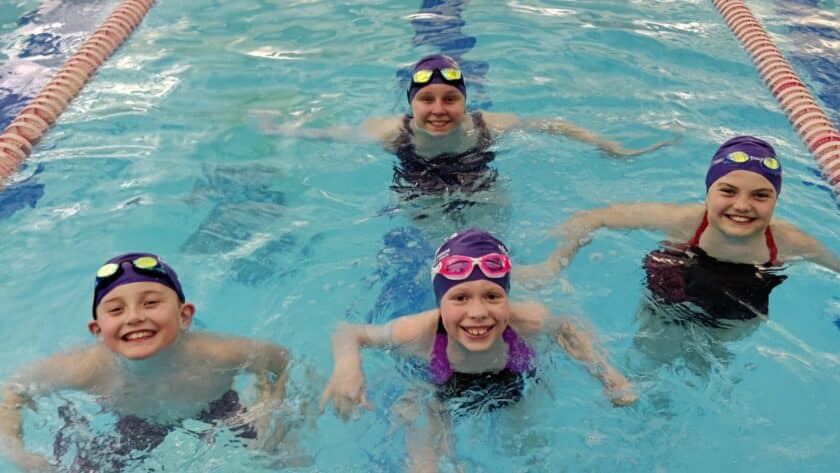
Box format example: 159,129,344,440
724,151,780,171
411,67,463,85
96,255,164,282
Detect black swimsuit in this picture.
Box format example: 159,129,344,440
54,390,256,472
391,112,497,199
643,213,787,327
429,318,535,416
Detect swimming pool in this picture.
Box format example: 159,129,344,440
1,0,839,471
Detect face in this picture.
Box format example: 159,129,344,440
410,83,467,136
439,279,510,352
705,170,778,240
88,282,194,360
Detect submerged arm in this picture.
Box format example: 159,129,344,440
0,349,102,472
259,113,401,146
521,117,678,158
517,203,699,284
551,317,637,406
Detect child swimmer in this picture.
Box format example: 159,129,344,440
321,229,636,471
0,253,291,472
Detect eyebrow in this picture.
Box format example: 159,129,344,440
100,289,166,305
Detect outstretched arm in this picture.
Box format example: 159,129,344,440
320,310,436,421
775,221,840,274
258,112,401,146
510,304,636,406
516,203,701,284
319,321,394,421
520,117,679,158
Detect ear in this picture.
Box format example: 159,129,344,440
179,302,196,330
88,320,101,336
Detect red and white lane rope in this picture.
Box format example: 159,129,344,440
713,0,840,197
0,0,156,184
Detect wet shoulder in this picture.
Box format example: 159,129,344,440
391,309,439,358
479,111,520,133
363,115,404,146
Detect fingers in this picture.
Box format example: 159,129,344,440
319,386,374,421
610,391,639,407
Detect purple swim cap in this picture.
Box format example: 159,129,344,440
92,252,185,319
407,54,467,104
432,229,511,305
705,135,782,195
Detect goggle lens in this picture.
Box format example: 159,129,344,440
96,262,119,279
411,67,462,85
432,253,511,280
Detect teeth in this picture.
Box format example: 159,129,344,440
729,215,752,222
465,327,489,336
125,331,153,340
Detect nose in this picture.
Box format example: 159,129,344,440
126,306,146,324
732,193,751,211
430,98,445,114
466,298,488,319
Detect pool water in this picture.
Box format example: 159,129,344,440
1,1,839,472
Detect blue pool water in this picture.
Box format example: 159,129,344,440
1,1,839,472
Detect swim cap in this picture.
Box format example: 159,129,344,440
432,229,510,305
407,54,467,104
705,135,782,195
92,252,185,319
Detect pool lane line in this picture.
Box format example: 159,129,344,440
0,0,156,188
713,0,840,199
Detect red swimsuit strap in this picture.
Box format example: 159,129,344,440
689,212,709,246
690,211,779,266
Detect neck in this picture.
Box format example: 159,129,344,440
410,116,475,156
445,331,508,373
698,225,770,264
117,334,185,378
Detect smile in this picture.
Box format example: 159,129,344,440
123,330,155,341
726,214,755,224
461,325,493,337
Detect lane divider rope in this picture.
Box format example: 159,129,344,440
0,0,156,185
712,0,840,198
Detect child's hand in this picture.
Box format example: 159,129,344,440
319,361,372,421
9,451,56,473
603,370,638,407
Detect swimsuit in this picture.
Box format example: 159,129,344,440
643,213,787,327
429,317,535,415
54,390,256,472
391,112,497,198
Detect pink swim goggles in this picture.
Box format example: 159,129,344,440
431,253,512,281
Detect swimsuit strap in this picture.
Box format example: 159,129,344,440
502,326,535,374
470,111,493,148
765,225,779,266
393,114,414,148
430,316,452,384
690,211,779,266
689,212,709,246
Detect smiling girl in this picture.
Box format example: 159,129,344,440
320,229,635,471
520,135,840,325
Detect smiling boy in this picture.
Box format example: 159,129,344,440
0,253,290,472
